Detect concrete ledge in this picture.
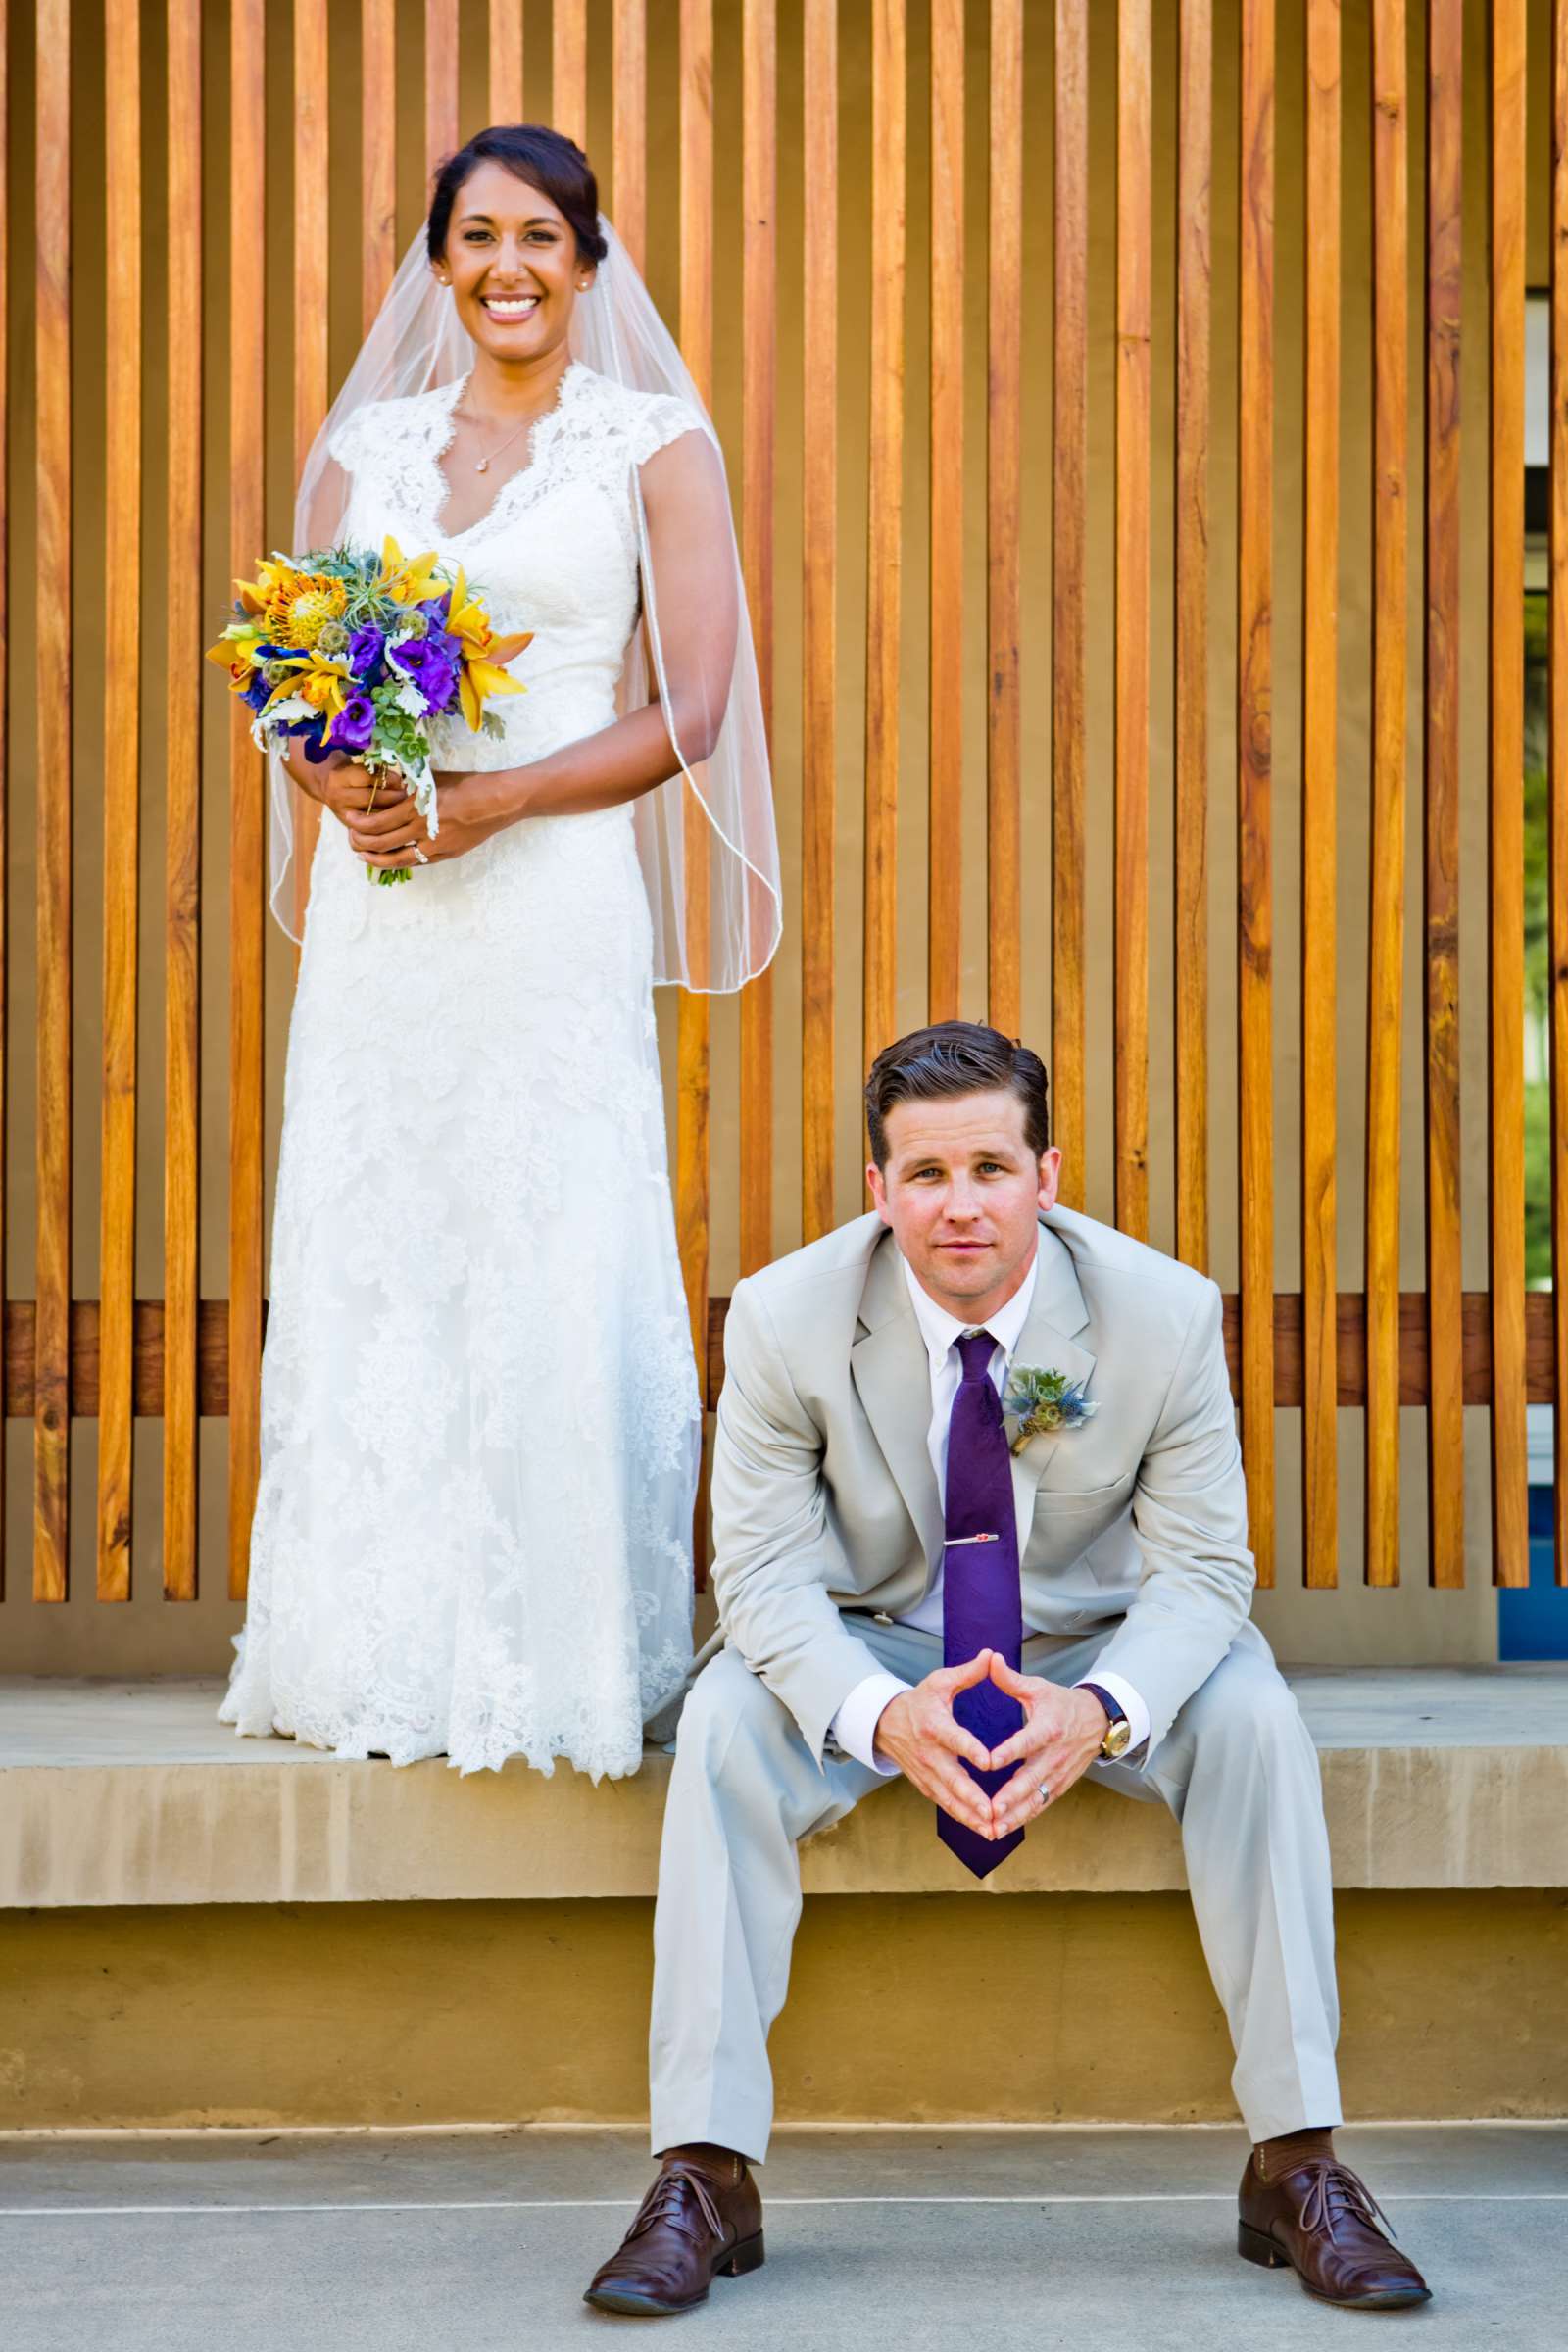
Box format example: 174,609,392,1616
3,1666,1565,1908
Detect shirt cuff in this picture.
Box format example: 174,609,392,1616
828,1671,912,1775
1075,1669,1151,1757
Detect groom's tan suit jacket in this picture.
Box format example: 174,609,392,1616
710,1206,1255,1767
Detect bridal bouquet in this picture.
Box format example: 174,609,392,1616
207,537,532,887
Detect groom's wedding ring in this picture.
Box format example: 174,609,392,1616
1038,1779,1052,1805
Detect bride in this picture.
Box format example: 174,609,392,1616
220,125,780,1779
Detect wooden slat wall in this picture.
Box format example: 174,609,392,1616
1424,0,1465,1588
4,1,1563,1616
927,0,962,1024
0,0,8,1601
986,0,1023,1038
1237,0,1276,1586
1300,0,1339,1591
801,0,836,1243
1489,0,1529,1587
227,0,266,1602
165,0,203,1603
864,0,904,1072
1052,0,1088,1207
99,0,141,1600
33,0,71,1600
1114,0,1151,1242
1173,0,1211,1277
675,0,712,1367
1554,0,1568,1587
1366,0,1407,1588
739,0,774,1276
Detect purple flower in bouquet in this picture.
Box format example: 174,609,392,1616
388,632,460,712
346,621,388,684
328,692,377,754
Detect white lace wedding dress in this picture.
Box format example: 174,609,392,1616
220,361,703,1779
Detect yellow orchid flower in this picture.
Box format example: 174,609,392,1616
458,655,529,732
374,535,445,607
259,650,352,720
206,624,263,676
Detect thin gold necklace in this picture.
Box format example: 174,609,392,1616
461,368,569,473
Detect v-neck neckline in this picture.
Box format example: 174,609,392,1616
428,360,583,543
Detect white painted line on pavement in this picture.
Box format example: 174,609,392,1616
1,2192,1564,2218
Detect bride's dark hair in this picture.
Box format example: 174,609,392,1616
426,124,611,269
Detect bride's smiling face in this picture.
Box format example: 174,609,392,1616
433,161,594,364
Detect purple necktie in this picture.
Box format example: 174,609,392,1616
939,1330,1025,1879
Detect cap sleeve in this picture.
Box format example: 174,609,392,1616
325,405,371,473
627,391,707,468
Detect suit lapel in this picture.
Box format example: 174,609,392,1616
851,1234,945,1571
1007,1224,1097,1543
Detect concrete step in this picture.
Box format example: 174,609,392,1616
3,1665,1566,1908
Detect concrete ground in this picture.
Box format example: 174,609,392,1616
1,2123,1562,2350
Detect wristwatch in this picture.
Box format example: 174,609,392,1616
1078,1681,1133,1761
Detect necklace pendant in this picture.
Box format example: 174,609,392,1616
474,456,489,473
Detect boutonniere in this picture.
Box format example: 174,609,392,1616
1002,1365,1099,1456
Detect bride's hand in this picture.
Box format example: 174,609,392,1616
317,760,397,830
348,770,507,872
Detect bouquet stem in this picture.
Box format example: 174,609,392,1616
363,763,412,889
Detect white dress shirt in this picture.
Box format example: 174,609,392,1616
828,1249,1150,1773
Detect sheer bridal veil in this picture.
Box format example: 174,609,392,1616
271,217,782,995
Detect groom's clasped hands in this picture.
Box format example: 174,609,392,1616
871,1648,1111,1838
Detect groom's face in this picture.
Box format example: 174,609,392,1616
867,1089,1062,1320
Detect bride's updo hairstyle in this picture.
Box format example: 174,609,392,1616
426,124,612,270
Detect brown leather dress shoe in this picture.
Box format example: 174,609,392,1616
584,2150,765,2317
1239,2148,1431,2309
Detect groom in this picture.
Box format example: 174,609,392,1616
585,1023,1430,2317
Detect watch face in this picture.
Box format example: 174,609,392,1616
1102,1717,1133,1760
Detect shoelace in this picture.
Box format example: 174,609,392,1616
1297,2161,1399,2244
626,2165,726,2250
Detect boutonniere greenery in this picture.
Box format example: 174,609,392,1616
1002,1365,1099,1456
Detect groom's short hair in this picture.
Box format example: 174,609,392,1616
864,1023,1051,1168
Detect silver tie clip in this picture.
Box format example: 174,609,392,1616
944,1532,1000,1546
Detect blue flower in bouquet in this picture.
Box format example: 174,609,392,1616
327,692,377,754
346,621,388,685
388,632,460,713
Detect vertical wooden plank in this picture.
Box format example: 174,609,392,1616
1238,0,1275,1584
740,0,775,1277
612,0,647,270
229,1,267,1601
1424,0,1464,1584
802,0,837,1238
1552,0,1568,1583
1488,0,1528,1585
425,0,460,177
165,0,203,1602
292,3,329,935
987,0,1023,1039
676,0,712,1363
1114,0,1151,1239
1174,0,1211,1273
554,0,588,150
0,0,9,1597
928,0,963,1022
489,0,524,121
34,0,71,1600
364,0,398,334
865,0,905,1067
1053,0,1088,1200
99,0,141,1600
1300,0,1339,1590
1365,0,1407,1586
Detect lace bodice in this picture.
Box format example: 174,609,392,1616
326,362,705,770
